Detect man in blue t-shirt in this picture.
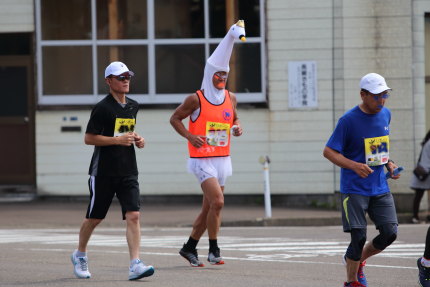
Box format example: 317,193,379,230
323,73,401,287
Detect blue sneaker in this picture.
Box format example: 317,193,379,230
357,261,367,286
342,256,367,286
418,257,430,287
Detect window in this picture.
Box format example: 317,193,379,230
154,0,204,38
35,0,266,105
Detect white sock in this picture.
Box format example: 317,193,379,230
75,250,86,258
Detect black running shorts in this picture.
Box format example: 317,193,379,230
86,175,140,220
341,192,398,232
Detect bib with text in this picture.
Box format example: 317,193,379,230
206,121,230,147
364,135,389,166
114,118,135,137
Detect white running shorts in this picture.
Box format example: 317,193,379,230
187,156,232,186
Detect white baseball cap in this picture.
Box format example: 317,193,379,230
360,73,391,94
104,61,134,78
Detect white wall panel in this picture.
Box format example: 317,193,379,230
36,109,271,196
0,0,34,32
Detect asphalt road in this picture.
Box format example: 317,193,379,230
0,224,425,287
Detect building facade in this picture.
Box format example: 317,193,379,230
1,0,429,206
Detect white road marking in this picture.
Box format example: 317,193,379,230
0,227,423,270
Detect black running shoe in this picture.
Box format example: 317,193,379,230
179,245,204,267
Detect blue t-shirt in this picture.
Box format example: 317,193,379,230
326,105,391,196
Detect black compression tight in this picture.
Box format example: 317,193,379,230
372,223,397,251
346,228,367,261
413,188,426,219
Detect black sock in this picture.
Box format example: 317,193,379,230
209,239,219,252
184,236,199,251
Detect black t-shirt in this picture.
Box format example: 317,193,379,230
86,94,139,176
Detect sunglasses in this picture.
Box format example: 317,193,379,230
372,93,390,101
111,75,133,81
214,72,228,80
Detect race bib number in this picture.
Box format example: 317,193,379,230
114,118,135,137
364,135,389,166
206,121,230,147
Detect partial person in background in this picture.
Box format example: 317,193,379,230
323,73,400,287
418,227,430,287
70,61,154,281
170,21,245,267
415,131,430,287
411,130,430,223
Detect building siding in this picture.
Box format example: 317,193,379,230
0,0,34,32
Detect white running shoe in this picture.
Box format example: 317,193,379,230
128,259,155,280
71,250,91,279
412,217,421,224
207,249,225,265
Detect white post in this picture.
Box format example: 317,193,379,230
259,156,272,218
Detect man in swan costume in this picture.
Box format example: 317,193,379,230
170,20,245,267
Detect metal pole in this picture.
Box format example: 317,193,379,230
260,156,272,218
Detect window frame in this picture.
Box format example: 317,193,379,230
35,0,266,106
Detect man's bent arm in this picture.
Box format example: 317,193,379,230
170,94,199,141
85,133,135,147
323,146,374,178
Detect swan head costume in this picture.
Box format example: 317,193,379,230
201,20,246,101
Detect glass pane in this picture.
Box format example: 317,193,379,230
41,0,91,40
0,67,27,116
209,0,260,38
97,0,147,39
42,46,92,94
156,45,205,93
155,0,204,38
98,46,148,94
210,43,261,93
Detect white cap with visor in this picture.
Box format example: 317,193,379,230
104,61,134,78
360,73,391,94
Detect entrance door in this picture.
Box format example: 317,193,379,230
0,56,35,185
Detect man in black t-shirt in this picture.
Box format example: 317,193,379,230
70,61,154,281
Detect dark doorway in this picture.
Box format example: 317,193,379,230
0,33,35,190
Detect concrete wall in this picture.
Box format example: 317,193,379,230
266,0,416,195
266,0,336,195
333,0,415,194
413,0,430,150
0,0,34,32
